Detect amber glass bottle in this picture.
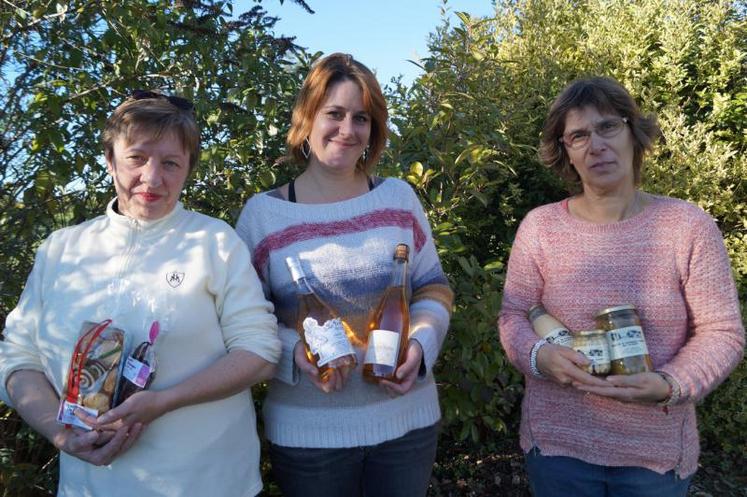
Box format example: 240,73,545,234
363,244,410,383
285,256,356,384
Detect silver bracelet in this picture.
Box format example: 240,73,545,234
529,339,547,378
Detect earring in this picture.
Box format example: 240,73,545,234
301,138,311,160
362,146,369,162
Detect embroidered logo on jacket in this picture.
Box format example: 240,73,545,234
166,271,185,288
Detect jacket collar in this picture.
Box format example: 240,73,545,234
106,198,185,233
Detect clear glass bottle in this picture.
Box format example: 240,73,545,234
595,305,653,375
572,330,611,376
527,304,573,348
285,256,356,384
363,244,410,383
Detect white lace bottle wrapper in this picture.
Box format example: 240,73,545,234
364,329,400,367
544,327,573,348
606,325,649,360
303,317,355,367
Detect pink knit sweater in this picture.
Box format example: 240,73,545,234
498,194,744,477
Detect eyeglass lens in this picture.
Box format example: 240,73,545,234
562,117,627,149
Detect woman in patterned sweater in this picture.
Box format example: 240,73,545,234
498,76,744,497
236,53,453,497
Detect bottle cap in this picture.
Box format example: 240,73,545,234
285,256,306,282
594,304,636,318
394,243,410,260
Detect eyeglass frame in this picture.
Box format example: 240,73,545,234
130,89,194,112
559,116,629,150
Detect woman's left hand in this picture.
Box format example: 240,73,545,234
91,390,166,431
574,372,670,404
379,341,423,396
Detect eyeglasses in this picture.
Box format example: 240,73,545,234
130,90,194,112
559,116,628,150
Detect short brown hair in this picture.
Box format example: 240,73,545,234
102,93,200,173
286,53,388,174
539,76,660,187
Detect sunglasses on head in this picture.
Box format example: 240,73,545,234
130,90,194,111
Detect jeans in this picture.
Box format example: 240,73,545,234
268,423,439,497
525,447,692,497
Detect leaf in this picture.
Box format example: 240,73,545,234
455,11,471,26
258,170,276,189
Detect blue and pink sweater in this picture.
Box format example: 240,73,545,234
236,177,453,448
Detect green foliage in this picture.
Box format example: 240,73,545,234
698,357,747,466
385,0,747,455
1,0,310,325
437,256,524,444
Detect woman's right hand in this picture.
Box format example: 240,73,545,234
536,343,609,388
293,342,352,393
51,419,144,466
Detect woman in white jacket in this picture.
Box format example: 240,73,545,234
0,91,281,497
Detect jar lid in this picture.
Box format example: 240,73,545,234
576,329,605,337
595,304,636,318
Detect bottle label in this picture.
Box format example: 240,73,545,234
544,327,573,348
123,356,152,388
573,341,610,367
364,329,400,367
606,326,649,360
303,317,355,367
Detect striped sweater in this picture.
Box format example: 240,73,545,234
236,177,453,448
498,194,744,477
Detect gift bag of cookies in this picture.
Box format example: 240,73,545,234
57,319,129,430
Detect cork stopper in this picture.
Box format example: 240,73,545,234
394,243,410,261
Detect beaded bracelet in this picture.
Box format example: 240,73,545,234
656,371,681,411
529,339,547,378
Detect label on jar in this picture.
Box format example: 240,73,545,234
544,327,573,348
364,329,400,367
606,326,648,360
573,341,610,370
303,317,355,367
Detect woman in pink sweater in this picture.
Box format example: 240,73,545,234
498,76,744,497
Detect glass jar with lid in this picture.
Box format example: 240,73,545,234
595,305,653,375
572,330,610,376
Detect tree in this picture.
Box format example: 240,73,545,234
0,0,313,321
385,0,746,461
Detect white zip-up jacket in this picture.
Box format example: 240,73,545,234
1,199,281,497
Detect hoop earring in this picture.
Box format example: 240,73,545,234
301,138,311,160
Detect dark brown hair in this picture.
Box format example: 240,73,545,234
102,94,200,173
539,76,660,187
286,53,388,174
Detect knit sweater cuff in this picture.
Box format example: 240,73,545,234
274,325,301,385
410,325,440,374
